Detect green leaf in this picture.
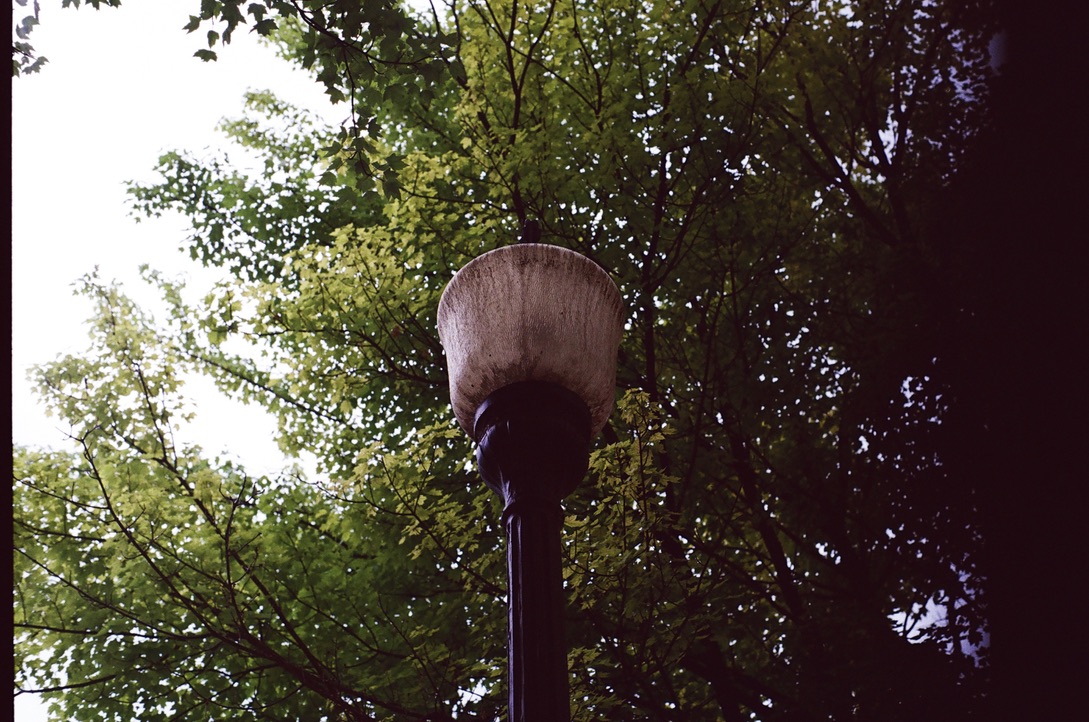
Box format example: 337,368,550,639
254,18,277,36
381,174,401,200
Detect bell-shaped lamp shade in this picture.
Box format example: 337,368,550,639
437,244,625,439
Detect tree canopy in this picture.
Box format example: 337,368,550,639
14,1,1000,720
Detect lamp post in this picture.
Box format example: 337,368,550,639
437,242,624,722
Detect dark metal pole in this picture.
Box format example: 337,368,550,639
474,381,591,722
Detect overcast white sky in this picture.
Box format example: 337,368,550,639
12,0,343,456
12,1,343,718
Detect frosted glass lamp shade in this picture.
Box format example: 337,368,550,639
437,244,625,439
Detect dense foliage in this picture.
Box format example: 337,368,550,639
15,1,999,720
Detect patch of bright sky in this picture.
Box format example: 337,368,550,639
12,0,345,457
12,2,345,718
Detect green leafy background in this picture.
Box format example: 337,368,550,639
15,1,996,720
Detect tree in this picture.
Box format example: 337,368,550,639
14,1,998,720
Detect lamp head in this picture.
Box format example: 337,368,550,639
437,244,625,439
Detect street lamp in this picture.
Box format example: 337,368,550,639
437,241,624,722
